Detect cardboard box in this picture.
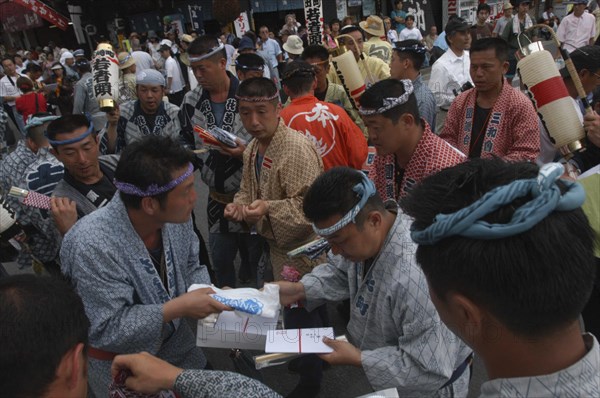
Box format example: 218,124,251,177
196,310,279,350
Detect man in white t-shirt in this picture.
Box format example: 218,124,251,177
160,44,185,106
398,15,424,42
557,0,596,53
0,57,25,138
258,26,283,85
492,2,513,38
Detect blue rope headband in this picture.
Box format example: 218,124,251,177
113,162,194,197
45,122,94,146
410,163,585,245
312,174,377,237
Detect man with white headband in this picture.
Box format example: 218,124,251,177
224,77,325,397
403,158,599,397
60,135,231,397
180,35,261,289
362,79,465,203
100,69,182,155
275,166,472,396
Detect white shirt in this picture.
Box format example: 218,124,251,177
164,56,184,93
399,27,423,42
387,29,399,43
0,74,22,106
428,49,472,109
557,11,596,53
260,38,282,68
493,17,511,36
132,51,154,71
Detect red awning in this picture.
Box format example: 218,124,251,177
0,1,45,33
13,0,70,31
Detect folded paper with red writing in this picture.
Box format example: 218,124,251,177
265,327,334,354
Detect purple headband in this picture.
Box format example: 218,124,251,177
113,162,194,197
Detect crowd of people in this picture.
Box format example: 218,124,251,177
1,0,600,397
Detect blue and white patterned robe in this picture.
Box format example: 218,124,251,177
479,333,600,398
60,194,210,397
301,210,472,396
99,100,182,154
174,369,280,398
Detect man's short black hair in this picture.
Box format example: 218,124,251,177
401,158,596,338
477,2,491,13
187,35,226,61
405,15,415,22
25,63,42,73
282,60,316,96
339,25,364,41
1,56,14,66
394,39,426,70
470,37,509,63
46,114,93,151
235,53,265,72
304,167,385,228
0,275,90,398
360,79,421,126
571,45,600,75
237,77,279,106
114,135,194,210
301,45,330,62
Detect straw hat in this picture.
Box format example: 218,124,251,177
360,15,385,37
118,52,136,70
283,35,304,55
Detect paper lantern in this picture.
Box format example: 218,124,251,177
91,43,120,112
517,50,585,154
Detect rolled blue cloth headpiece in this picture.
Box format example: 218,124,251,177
312,173,377,237
113,162,194,197
410,163,586,245
25,114,60,131
45,122,94,146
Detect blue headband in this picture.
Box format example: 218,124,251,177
25,114,60,131
45,122,94,146
312,174,377,237
113,162,194,197
410,163,585,245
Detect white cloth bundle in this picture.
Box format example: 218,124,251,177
189,283,280,321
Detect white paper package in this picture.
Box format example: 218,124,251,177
188,283,281,320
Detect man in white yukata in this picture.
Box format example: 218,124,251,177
276,167,472,396
60,135,231,397
405,159,600,397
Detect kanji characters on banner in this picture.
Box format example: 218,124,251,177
304,0,324,46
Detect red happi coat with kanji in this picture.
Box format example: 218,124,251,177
368,122,466,202
441,80,540,161
281,95,368,170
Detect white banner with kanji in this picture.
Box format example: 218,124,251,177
304,0,323,46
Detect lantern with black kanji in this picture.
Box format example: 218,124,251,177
91,43,119,112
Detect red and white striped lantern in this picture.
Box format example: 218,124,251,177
517,50,585,154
